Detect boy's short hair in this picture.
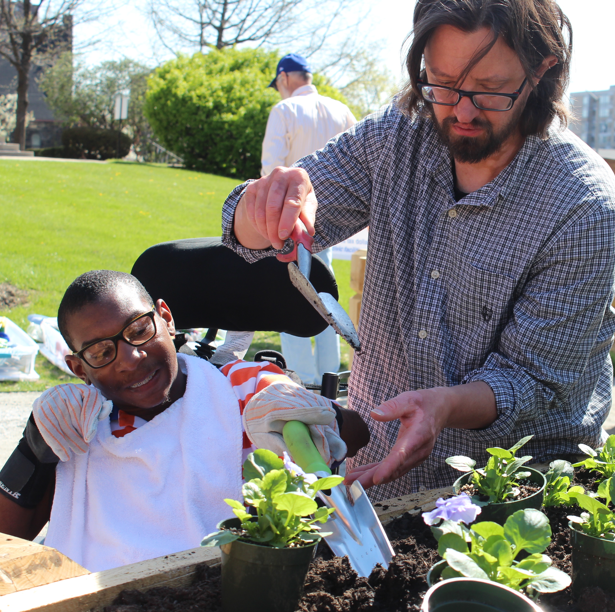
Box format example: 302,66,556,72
58,270,153,351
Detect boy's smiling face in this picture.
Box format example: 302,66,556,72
64,286,186,420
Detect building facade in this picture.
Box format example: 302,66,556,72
569,86,615,150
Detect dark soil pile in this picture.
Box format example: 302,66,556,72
0,283,29,310
104,471,615,612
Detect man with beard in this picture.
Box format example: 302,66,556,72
221,0,615,501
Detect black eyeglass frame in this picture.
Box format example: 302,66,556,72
73,306,158,369
417,77,528,112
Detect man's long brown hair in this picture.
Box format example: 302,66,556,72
397,0,572,138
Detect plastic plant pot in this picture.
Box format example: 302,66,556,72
570,523,615,596
426,559,447,587
421,577,542,612
452,467,546,525
218,518,317,612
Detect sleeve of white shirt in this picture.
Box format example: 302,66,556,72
261,106,289,176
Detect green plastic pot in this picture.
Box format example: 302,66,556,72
422,577,542,612
218,518,317,612
426,559,447,586
452,467,546,525
570,523,615,596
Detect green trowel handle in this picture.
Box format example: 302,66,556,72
282,421,331,476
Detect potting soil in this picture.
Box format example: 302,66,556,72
103,470,615,612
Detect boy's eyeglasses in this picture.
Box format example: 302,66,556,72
417,78,527,111
74,307,157,369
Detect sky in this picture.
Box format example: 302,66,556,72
75,0,615,97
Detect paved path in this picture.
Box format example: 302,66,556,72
2,390,615,467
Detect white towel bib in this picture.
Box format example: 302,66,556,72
45,354,243,572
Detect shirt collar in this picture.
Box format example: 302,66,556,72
290,84,318,97
419,117,544,207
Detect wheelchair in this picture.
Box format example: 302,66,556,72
131,237,351,402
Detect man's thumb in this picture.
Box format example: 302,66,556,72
370,396,409,422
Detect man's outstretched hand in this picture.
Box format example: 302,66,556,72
344,389,451,489
344,381,497,489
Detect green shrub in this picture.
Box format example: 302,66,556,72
144,48,354,179
61,127,132,160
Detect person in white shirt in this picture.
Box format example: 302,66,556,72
262,53,356,385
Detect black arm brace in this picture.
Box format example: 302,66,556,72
0,414,58,508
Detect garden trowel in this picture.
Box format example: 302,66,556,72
281,223,361,351
283,421,394,577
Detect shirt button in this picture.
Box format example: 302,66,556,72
448,209,457,218
418,329,428,339
430,270,440,279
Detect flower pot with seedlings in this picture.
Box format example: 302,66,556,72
425,503,571,599
422,577,543,612
201,448,343,612
573,434,615,481
567,474,615,596
447,435,546,524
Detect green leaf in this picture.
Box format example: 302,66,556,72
526,567,572,593
508,435,533,455
578,443,598,458
472,521,505,540
484,537,513,566
516,553,550,574
437,533,469,557
261,469,288,498
486,448,513,459
275,492,318,517
201,530,239,547
441,565,463,580
310,475,344,492
225,498,246,511
242,482,266,506
549,460,574,480
504,509,551,554
446,456,476,472
243,449,284,481
431,519,469,542
444,548,490,580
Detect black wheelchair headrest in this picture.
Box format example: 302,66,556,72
131,237,339,338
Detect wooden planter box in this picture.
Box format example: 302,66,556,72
0,486,451,612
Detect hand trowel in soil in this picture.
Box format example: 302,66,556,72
283,420,394,578
281,223,361,351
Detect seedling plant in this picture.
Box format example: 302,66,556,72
428,505,571,599
446,435,535,503
201,449,344,549
573,435,615,481
542,460,584,508
567,475,615,541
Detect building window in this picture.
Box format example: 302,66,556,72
599,106,610,118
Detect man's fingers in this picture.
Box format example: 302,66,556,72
344,462,381,489
370,392,419,423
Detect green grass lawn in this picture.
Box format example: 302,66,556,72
0,159,352,392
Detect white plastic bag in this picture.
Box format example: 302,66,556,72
27,315,76,377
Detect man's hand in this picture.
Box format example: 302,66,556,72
234,166,318,251
345,381,497,489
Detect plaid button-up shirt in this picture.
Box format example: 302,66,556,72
223,104,615,501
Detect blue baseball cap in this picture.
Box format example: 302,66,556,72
268,53,312,88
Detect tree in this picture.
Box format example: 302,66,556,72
0,0,106,150
0,92,32,141
145,0,367,72
39,54,154,158
144,48,352,178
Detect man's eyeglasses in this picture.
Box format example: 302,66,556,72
74,307,157,369
417,78,528,112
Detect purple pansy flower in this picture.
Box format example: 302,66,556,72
422,493,482,526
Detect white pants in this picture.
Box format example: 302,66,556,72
280,248,340,385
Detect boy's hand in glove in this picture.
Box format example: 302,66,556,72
243,381,346,466
33,384,113,462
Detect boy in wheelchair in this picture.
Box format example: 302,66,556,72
0,269,369,572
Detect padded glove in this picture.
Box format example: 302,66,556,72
32,384,113,462
243,381,347,467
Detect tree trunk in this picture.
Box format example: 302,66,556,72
13,65,30,150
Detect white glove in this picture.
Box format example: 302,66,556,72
242,381,347,467
32,384,113,462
